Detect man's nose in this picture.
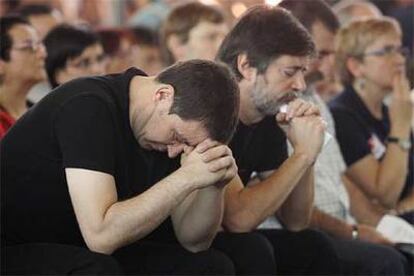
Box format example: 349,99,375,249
292,73,306,92
167,144,184,158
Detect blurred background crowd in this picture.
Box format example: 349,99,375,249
0,0,412,99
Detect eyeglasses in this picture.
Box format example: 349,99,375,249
12,40,44,53
362,46,409,58
68,54,107,69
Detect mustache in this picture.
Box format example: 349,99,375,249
279,91,301,103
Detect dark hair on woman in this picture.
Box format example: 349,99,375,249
44,23,101,88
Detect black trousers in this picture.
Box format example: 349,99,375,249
114,232,278,275
259,229,342,275
1,243,122,275
212,231,277,275
2,233,276,275
112,240,235,275
330,238,409,275
2,241,235,276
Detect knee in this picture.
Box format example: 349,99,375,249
194,249,235,275
235,232,275,256
212,232,277,275
295,230,339,262
297,229,335,251
85,252,123,275
373,246,407,275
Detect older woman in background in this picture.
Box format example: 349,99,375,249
329,17,414,223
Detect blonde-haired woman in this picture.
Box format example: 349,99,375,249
329,17,413,222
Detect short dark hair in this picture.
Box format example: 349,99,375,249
156,59,240,144
1,0,21,15
161,2,225,65
217,5,315,81
97,27,137,56
18,3,53,18
44,24,101,88
0,14,30,61
279,0,339,33
131,26,159,47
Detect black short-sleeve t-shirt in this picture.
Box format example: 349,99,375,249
329,85,414,200
1,68,179,247
230,116,288,184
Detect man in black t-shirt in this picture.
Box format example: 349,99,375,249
1,60,240,274
217,6,343,275
158,4,279,275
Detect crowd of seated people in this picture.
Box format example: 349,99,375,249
0,0,413,275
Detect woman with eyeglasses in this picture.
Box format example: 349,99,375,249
44,23,107,89
0,15,47,139
329,17,414,224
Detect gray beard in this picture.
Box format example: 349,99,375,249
251,88,299,116
254,96,282,116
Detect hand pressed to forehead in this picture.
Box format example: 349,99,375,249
179,139,237,188
180,138,219,164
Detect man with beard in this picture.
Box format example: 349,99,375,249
217,5,342,275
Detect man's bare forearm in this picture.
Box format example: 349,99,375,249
223,152,312,232
278,167,314,230
83,170,197,254
172,185,226,252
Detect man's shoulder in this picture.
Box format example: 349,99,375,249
42,77,122,113
55,75,116,96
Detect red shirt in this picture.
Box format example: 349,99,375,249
0,107,16,139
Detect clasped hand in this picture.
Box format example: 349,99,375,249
276,98,326,163
180,139,237,189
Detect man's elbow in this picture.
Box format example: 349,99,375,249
279,213,310,232
284,222,309,232
84,233,117,255
180,239,213,253
222,211,258,233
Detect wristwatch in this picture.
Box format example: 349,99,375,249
351,224,359,240
386,136,411,151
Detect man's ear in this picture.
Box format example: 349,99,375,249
154,84,175,115
154,84,175,103
167,34,186,61
237,53,257,81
